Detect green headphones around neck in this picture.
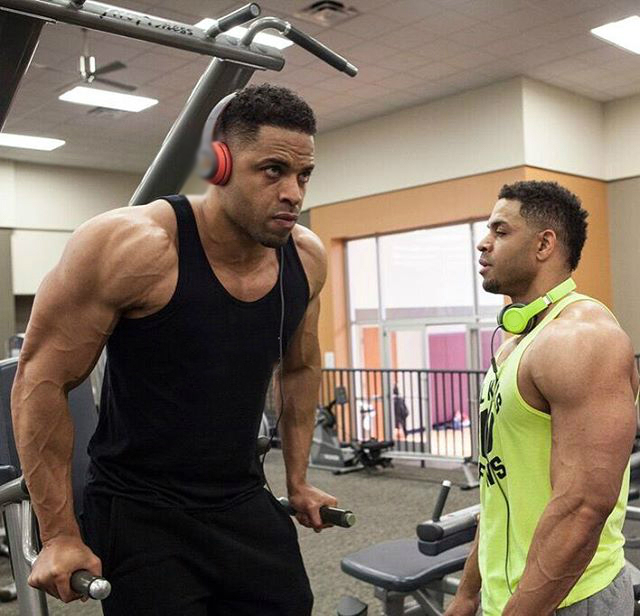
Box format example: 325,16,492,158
497,278,577,335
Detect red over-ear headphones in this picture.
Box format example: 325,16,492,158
198,91,237,185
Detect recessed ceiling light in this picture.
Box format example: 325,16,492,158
58,86,158,112
0,133,65,151
195,20,293,50
591,15,640,55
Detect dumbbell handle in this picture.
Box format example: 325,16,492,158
70,570,111,600
277,497,356,528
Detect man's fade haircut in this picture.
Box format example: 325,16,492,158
498,180,588,271
219,83,316,146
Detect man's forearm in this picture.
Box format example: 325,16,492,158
456,528,482,598
502,500,606,615
276,365,318,492
11,375,79,543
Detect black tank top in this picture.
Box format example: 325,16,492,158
86,196,310,508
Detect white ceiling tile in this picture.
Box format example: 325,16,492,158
127,51,192,72
448,24,512,48
373,72,426,90
601,55,640,73
448,49,499,70
436,69,494,92
373,0,444,23
573,45,632,66
534,57,592,77
513,44,580,68
334,13,403,38
488,7,556,32
304,28,367,53
377,26,433,52
538,33,604,58
526,0,606,19
351,65,397,83
407,81,451,99
412,61,462,80
344,41,406,63
375,52,434,72
452,0,531,20
411,39,472,61
334,82,397,100
524,19,587,43
282,67,333,87
481,34,548,57
308,74,363,94
574,5,638,30
412,11,478,36
428,0,473,9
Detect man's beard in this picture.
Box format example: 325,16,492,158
256,229,291,249
226,203,291,249
482,278,502,294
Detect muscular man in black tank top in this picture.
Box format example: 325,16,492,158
12,84,334,615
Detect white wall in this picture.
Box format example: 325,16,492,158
303,77,640,211
605,93,640,181
11,230,71,295
608,177,640,350
522,79,604,179
0,159,142,294
305,78,526,208
0,159,141,230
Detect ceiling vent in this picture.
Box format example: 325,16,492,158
86,107,128,119
294,1,360,27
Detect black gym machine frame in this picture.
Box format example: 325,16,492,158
0,1,358,614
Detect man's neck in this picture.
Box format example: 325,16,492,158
510,273,573,306
193,191,272,269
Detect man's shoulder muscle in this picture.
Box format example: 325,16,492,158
526,300,635,405
60,200,177,310
292,224,326,298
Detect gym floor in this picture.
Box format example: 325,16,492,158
2,452,640,615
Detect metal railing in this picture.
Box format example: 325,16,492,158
265,356,640,463
318,368,485,462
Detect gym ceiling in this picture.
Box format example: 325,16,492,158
3,0,640,173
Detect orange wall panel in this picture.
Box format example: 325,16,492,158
310,166,611,366
524,168,612,307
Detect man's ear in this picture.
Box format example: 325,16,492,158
536,228,557,263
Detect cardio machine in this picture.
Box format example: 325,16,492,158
310,386,394,475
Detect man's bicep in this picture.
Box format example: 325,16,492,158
18,241,119,391
282,295,321,374
544,332,636,511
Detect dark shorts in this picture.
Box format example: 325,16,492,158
556,567,634,615
80,488,313,616
477,566,634,616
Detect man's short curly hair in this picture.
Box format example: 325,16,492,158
219,83,316,145
498,180,588,271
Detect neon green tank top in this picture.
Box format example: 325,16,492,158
477,293,630,615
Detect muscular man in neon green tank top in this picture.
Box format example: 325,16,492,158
446,180,639,616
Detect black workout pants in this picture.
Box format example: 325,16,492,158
80,489,313,616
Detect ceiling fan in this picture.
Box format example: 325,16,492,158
52,28,137,93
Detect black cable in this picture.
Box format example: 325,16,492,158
490,325,501,378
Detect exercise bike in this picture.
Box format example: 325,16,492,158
310,386,394,475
